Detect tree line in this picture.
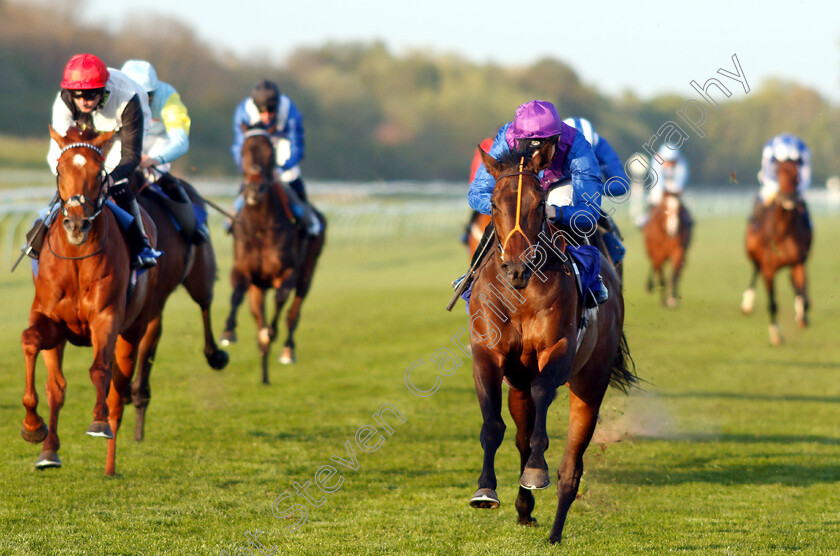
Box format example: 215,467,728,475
1,0,838,186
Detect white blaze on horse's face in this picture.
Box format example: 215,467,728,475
72,154,86,168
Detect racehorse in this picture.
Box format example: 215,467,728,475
467,142,636,545
129,170,230,441
643,191,693,307
741,159,812,345
21,126,153,474
221,127,325,383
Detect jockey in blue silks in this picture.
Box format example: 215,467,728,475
563,116,627,265
751,133,812,230
462,100,608,308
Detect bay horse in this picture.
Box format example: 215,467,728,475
643,191,693,307
468,142,636,545
741,159,812,345
221,127,325,383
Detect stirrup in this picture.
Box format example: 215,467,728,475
131,247,161,270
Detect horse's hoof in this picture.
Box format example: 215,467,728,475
666,297,679,308
278,347,296,365
219,331,237,346
520,467,551,490
518,516,537,527
207,349,229,370
86,421,113,439
470,488,500,509
35,451,61,469
768,324,784,346
21,422,48,444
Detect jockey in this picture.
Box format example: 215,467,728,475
636,143,689,227
462,99,608,308
562,116,627,266
752,133,812,227
46,53,159,269
231,80,321,235
120,59,208,243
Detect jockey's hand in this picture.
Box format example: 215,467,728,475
140,155,161,169
546,204,559,222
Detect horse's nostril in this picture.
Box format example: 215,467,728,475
63,219,72,230
82,221,92,231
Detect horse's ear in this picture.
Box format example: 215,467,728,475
92,130,116,148
478,145,501,177
48,125,65,147
529,140,555,172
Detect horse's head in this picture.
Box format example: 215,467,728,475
240,125,276,206
776,159,800,210
480,141,554,289
49,125,115,246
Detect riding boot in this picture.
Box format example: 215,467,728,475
586,275,609,309
127,200,158,270
452,223,494,290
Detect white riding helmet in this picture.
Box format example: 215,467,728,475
657,143,680,162
772,141,801,162
120,59,159,93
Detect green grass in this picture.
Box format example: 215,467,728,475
0,209,839,555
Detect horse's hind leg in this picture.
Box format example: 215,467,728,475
508,387,537,525
247,285,272,384
667,249,686,308
791,263,809,328
132,316,161,442
741,262,760,315
183,244,229,370
548,386,606,545
470,351,505,510
221,271,248,346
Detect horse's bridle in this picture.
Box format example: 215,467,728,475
47,141,111,261
493,157,545,263
55,142,110,224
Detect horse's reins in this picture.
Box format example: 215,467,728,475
49,142,112,261
495,157,546,263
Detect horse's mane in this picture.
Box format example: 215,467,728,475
64,125,99,142
495,146,532,168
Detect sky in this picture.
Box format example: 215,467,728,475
82,0,840,103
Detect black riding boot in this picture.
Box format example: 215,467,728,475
128,200,158,270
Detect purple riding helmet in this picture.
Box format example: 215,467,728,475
505,100,576,190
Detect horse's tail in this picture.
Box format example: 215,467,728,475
608,332,638,394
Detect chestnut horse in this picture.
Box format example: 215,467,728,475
22,126,156,474
221,128,325,383
741,159,812,344
643,191,693,307
468,143,636,545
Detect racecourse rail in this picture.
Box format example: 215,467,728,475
2,169,840,267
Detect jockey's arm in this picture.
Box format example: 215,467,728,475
47,92,75,175
278,100,305,171
594,137,629,197
555,132,603,235
110,94,144,183
147,90,191,166
230,100,248,171
468,124,510,215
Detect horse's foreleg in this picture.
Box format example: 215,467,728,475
87,315,120,439
105,336,137,476
763,271,782,345
791,263,809,328
549,388,604,545
221,272,248,346
132,316,161,442
741,263,760,315
20,316,60,445
247,285,271,384
667,250,686,308
36,344,67,468
183,244,228,370
508,387,537,525
520,370,556,491
470,351,505,510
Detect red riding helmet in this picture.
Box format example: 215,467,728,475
61,54,110,90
